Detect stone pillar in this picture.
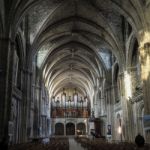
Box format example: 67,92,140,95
0,38,14,140
94,87,99,118
20,69,32,142
118,74,124,100
101,85,106,116
121,71,136,142
64,122,66,136
75,123,77,136
33,85,41,138
28,72,34,139
119,72,130,141
105,87,113,140
127,101,135,141
26,71,33,140
139,43,150,114
85,120,88,135
139,43,150,142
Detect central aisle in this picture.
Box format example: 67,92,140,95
69,138,87,150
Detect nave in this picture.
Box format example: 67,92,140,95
1,0,150,147
9,137,150,150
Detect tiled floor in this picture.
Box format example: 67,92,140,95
69,138,86,150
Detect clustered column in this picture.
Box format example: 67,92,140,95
139,42,150,142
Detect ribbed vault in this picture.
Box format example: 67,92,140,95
7,0,145,108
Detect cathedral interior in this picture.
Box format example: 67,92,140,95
0,0,150,149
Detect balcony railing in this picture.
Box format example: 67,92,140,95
51,107,90,118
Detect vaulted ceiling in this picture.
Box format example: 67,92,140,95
3,0,146,99
29,0,144,97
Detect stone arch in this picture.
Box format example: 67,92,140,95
55,123,64,135
77,123,86,135
66,122,75,135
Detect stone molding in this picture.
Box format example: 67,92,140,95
12,86,22,100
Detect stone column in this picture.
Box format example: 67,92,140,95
0,38,14,140
139,43,150,114
119,72,130,141
85,120,88,135
33,85,41,138
122,71,135,142
105,87,113,141
139,43,150,142
75,122,77,136
118,73,124,100
94,87,99,118
127,100,135,141
26,70,32,140
20,69,32,142
64,122,66,136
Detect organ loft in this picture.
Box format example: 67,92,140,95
0,0,150,150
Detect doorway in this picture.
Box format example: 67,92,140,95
77,123,86,135
66,123,75,135
55,123,64,135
